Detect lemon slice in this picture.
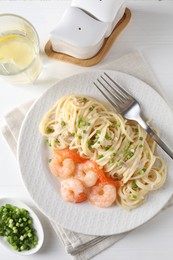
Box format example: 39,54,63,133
0,34,35,70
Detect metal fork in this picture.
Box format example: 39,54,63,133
94,72,173,159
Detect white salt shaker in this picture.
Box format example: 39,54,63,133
50,7,108,59
71,0,126,37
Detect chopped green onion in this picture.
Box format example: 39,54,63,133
109,158,114,163
130,194,137,199
132,181,138,190
48,159,52,163
105,132,112,140
135,128,139,132
83,97,87,102
46,127,54,134
83,130,87,134
77,116,87,127
88,140,94,149
125,151,134,160
78,116,83,122
121,148,127,154
121,134,125,138
139,137,143,141
61,121,66,126
125,141,131,147
78,135,82,139
98,154,104,159
81,121,86,126
89,107,93,111
109,146,114,151
116,121,121,127
116,161,122,167
0,204,38,252
54,138,59,143
139,168,146,174
139,144,143,148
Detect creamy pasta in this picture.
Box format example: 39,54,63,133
39,95,167,210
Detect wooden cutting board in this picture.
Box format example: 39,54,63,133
44,8,131,67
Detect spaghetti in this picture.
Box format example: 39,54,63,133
39,95,167,210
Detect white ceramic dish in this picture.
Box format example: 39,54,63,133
17,70,173,236
0,198,44,255
50,7,108,59
71,0,126,37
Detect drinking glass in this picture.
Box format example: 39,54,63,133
0,14,42,85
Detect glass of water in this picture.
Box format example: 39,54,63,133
0,14,42,85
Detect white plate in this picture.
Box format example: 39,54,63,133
17,70,173,236
0,198,44,255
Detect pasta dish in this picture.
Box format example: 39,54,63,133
39,95,167,210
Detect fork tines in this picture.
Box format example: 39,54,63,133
93,72,131,111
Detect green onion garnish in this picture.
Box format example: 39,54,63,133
98,154,104,159
125,151,134,160
130,194,137,199
132,181,138,190
0,204,38,252
61,121,66,126
116,161,122,167
105,132,112,140
139,168,146,174
116,121,121,127
88,140,94,149
46,127,54,134
81,121,86,126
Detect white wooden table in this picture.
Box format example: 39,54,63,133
0,1,173,260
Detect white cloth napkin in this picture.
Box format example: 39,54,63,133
1,51,173,260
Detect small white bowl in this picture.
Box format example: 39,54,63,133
0,198,44,255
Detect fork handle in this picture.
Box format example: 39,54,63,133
145,125,173,159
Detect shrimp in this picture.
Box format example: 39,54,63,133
55,148,86,163
75,160,99,187
60,178,87,203
49,155,76,179
88,183,116,208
